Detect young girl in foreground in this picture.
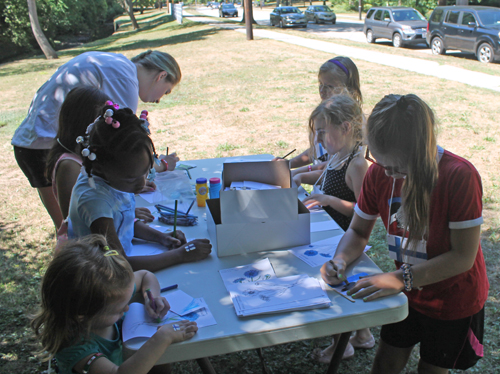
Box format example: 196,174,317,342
301,94,373,361
68,103,211,272
322,94,488,373
31,235,197,374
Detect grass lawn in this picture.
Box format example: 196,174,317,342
1,9,500,374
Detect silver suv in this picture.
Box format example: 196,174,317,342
363,6,428,48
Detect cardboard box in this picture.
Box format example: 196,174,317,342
206,161,310,257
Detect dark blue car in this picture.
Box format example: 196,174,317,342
427,6,500,63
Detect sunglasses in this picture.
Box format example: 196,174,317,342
365,147,407,175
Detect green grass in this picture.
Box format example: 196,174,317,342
1,7,500,374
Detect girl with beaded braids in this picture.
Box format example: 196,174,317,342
31,234,198,374
12,49,181,230
67,104,212,272
321,94,488,374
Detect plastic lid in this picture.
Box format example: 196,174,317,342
196,178,207,184
209,177,221,184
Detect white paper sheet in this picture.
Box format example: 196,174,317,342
219,258,276,290
167,290,203,316
310,220,341,232
122,299,216,343
288,236,343,267
226,274,331,317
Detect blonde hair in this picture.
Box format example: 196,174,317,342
366,94,438,251
319,56,362,104
308,94,363,153
132,50,182,85
31,235,134,359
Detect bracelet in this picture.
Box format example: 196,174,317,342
400,263,413,292
308,165,312,172
83,352,105,374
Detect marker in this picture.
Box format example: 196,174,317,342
173,199,178,239
185,199,195,215
281,149,296,159
145,288,161,323
160,284,178,292
166,146,169,156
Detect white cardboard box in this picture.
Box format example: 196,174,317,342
206,161,310,257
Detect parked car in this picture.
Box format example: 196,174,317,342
427,6,500,63
270,7,308,28
363,6,428,48
304,5,336,24
208,1,219,9
220,3,238,17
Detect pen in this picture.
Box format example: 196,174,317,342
166,146,169,156
281,149,296,159
160,284,178,292
145,288,161,323
185,199,195,215
173,200,178,238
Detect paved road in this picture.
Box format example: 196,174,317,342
185,9,500,92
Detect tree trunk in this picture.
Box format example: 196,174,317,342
438,0,447,5
27,0,57,59
125,0,140,29
241,2,257,24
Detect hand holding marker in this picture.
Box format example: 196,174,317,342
145,288,161,323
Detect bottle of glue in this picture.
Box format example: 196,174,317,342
196,178,208,207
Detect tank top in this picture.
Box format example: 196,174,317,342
322,144,359,231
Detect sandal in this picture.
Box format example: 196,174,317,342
310,342,355,363
349,334,375,349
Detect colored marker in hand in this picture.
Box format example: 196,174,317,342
173,200,178,239
145,288,161,323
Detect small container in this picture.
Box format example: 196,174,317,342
209,177,221,199
196,178,208,207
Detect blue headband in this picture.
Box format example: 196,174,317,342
328,59,350,78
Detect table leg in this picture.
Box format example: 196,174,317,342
256,348,271,374
326,331,351,374
196,357,217,374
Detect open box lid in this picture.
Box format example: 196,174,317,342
220,161,298,224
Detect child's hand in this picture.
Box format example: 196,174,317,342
140,180,157,193
157,320,198,344
321,258,346,286
160,230,187,248
145,296,170,321
303,194,330,209
135,207,155,223
178,239,212,263
292,173,302,187
160,152,180,171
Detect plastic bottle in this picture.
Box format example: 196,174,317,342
209,177,221,199
196,178,208,207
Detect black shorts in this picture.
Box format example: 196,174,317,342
14,146,51,188
381,305,484,370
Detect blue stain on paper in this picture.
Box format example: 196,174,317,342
304,250,318,256
320,253,330,257
233,277,246,283
244,269,260,278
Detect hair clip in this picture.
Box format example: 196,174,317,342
105,100,120,110
147,167,156,182
104,249,119,257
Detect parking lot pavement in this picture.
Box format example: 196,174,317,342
184,9,500,92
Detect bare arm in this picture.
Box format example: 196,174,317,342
90,218,211,272
348,226,482,301
55,160,82,219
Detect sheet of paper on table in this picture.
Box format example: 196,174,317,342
128,241,167,257
226,274,331,317
289,236,372,267
122,298,216,343
310,220,341,232
167,290,203,316
219,258,277,290
224,158,267,163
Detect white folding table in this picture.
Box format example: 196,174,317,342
126,155,408,374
